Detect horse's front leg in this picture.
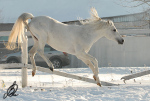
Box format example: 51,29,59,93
29,45,38,76
86,55,100,86
77,52,101,86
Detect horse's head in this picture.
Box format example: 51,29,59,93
103,20,124,44
85,8,124,45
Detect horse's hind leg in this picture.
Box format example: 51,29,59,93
29,42,38,76
37,43,54,71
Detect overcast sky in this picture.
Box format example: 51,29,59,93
0,0,145,23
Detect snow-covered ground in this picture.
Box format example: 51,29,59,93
0,67,150,101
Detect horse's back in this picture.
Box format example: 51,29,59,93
29,16,56,29
28,16,71,50
28,15,83,55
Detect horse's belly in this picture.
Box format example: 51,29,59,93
47,39,76,55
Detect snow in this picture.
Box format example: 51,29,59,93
0,67,150,101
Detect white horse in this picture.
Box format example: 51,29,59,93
6,8,124,86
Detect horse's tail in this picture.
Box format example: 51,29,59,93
5,13,34,50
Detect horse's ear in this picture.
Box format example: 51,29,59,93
107,20,110,24
107,20,111,24
90,7,101,20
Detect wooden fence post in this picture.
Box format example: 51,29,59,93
21,35,28,88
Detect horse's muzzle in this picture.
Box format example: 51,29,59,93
117,38,124,44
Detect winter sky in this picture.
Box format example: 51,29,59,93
0,0,145,23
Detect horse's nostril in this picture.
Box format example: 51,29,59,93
122,39,124,43
117,38,124,44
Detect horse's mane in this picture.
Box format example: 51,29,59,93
80,8,114,30
80,8,114,29
80,7,101,25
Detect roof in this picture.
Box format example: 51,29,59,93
0,23,14,31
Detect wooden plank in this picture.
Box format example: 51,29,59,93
34,65,117,86
0,63,117,86
0,63,24,68
121,70,150,80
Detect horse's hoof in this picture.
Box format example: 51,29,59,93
93,75,96,81
32,71,35,77
97,83,102,87
49,67,54,72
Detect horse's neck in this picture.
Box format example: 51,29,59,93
81,24,104,43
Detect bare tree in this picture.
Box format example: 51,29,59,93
130,0,150,6
119,0,150,7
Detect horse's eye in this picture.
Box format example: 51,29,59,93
113,29,116,32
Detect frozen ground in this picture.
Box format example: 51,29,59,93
0,67,150,101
